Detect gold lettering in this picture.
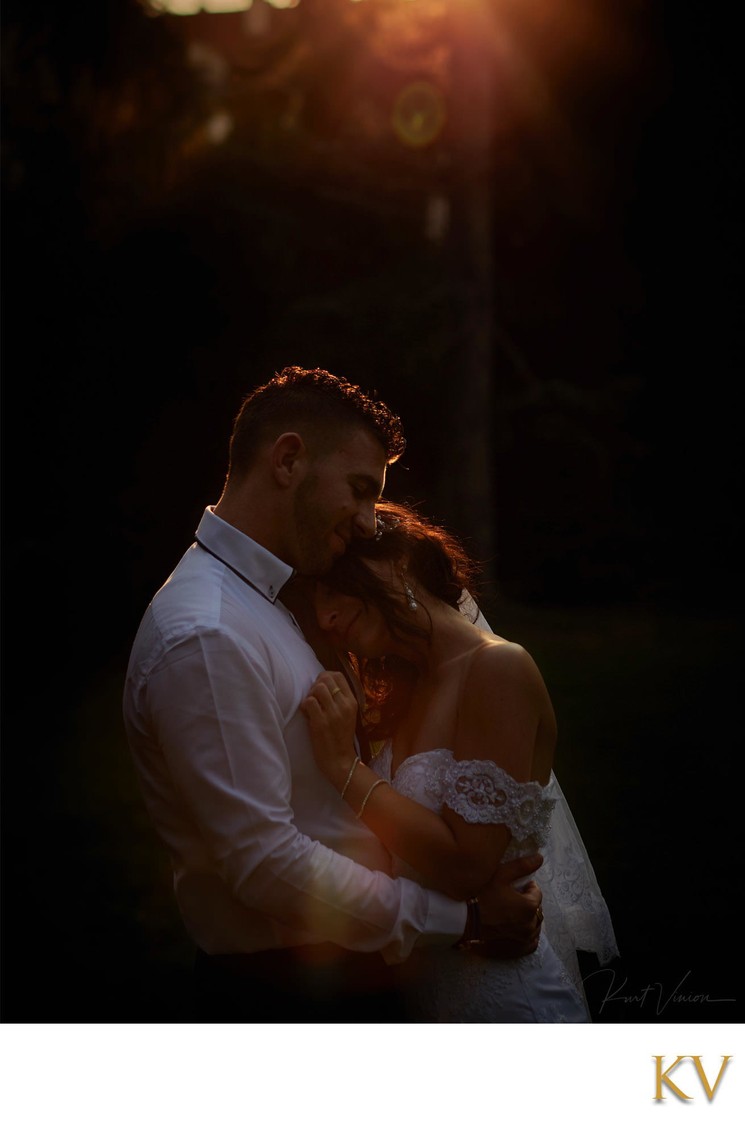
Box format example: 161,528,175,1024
691,1056,732,1101
653,1056,692,1101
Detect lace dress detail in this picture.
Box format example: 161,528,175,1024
381,747,557,861
539,777,620,981
429,754,555,838
371,743,618,1023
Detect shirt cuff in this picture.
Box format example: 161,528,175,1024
420,890,468,948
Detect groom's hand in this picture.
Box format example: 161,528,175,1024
470,854,544,958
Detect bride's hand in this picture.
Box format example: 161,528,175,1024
301,671,359,786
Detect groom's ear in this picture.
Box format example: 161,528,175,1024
271,432,309,487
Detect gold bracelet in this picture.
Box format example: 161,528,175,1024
340,755,361,801
356,778,386,819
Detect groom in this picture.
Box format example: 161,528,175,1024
123,365,544,1022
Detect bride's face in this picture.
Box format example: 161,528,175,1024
314,559,402,658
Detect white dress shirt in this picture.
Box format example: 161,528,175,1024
123,506,466,962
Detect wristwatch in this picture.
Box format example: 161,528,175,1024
455,897,486,949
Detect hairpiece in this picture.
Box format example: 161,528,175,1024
374,511,401,541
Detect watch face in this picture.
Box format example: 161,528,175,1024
392,81,446,148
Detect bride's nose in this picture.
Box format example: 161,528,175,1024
315,584,348,631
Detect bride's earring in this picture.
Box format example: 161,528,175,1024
403,581,418,611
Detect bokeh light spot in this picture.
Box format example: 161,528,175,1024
391,80,446,149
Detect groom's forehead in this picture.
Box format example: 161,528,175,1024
322,431,388,487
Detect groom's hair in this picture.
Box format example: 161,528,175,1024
226,365,406,476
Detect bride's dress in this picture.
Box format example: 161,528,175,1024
371,742,618,1023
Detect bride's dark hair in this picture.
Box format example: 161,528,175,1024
320,500,482,741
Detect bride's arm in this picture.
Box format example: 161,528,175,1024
302,668,527,900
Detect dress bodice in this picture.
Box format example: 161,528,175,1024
369,743,599,1022
370,740,619,994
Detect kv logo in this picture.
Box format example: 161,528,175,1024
653,1055,732,1102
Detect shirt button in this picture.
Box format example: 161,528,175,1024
269,585,275,597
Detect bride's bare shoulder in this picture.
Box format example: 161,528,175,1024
465,635,550,701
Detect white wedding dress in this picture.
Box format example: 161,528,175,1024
371,742,618,1023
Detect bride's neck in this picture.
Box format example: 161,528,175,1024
417,596,486,673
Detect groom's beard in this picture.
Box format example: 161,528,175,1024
293,474,338,576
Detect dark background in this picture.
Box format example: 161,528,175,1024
1,0,741,1024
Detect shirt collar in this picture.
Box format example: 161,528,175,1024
195,506,295,604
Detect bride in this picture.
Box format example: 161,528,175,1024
301,500,618,1022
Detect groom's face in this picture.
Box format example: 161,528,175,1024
291,428,386,575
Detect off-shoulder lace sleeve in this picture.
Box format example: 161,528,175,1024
426,756,555,843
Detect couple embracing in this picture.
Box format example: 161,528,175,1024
123,365,617,1023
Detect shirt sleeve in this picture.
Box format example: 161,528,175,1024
142,627,466,962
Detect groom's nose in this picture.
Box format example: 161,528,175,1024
352,498,377,539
